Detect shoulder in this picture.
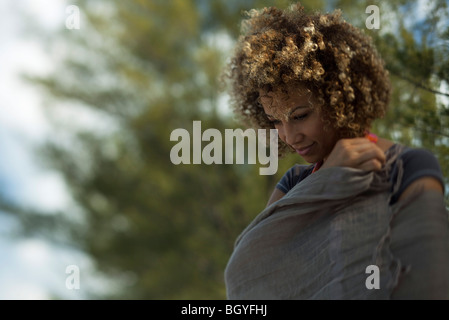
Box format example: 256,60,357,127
398,147,443,182
276,164,314,194
266,164,312,207
400,147,441,163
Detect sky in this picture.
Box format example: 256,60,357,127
0,0,447,300
0,0,104,300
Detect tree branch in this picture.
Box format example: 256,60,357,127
390,70,449,98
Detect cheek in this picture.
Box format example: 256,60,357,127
275,125,287,142
319,127,339,153
303,115,324,140
306,115,336,149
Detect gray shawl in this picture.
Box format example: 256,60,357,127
225,144,449,299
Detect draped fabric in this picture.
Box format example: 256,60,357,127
225,144,449,299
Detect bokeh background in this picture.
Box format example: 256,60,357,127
0,0,448,299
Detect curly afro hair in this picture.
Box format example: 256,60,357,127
224,3,391,156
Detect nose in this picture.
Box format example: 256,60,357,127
279,121,302,146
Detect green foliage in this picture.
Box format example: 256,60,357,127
5,0,449,298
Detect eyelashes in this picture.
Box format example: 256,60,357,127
268,113,309,125
294,113,309,121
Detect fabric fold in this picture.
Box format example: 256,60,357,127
225,144,449,299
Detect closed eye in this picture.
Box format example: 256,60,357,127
293,113,309,121
267,113,308,125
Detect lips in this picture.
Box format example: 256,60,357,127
294,143,315,156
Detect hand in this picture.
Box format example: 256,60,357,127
321,138,386,171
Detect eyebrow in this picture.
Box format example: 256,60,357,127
265,105,309,119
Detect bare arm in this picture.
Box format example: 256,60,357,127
266,188,286,207
398,177,444,203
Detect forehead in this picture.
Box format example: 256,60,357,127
258,85,314,119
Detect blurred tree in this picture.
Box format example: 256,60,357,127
335,0,449,205
369,0,449,205
2,0,448,299
9,0,313,299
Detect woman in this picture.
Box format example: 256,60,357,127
224,3,449,299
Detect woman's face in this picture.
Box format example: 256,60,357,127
259,85,339,164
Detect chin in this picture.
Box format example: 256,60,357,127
301,155,317,164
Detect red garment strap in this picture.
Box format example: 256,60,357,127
311,160,322,173
366,132,378,143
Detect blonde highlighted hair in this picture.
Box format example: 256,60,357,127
224,3,391,155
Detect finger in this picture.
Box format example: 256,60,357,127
337,138,380,154
352,142,383,154
355,147,386,165
337,138,373,148
358,158,383,171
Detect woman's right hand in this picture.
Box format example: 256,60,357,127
321,138,386,171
